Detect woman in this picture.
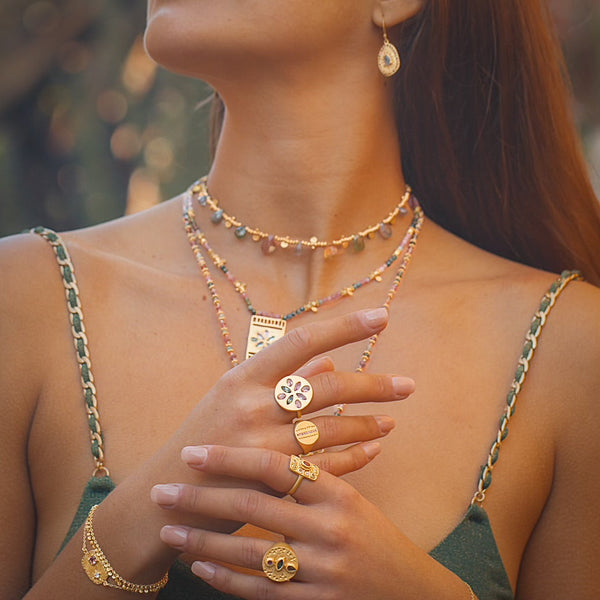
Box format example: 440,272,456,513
1,1,599,598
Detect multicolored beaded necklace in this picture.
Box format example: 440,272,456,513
184,185,419,359
182,183,424,400
190,176,411,258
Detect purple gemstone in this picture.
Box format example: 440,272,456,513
297,393,306,401
294,381,301,391
301,385,311,392
379,223,393,239
277,393,287,400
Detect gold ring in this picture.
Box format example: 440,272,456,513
274,375,313,418
262,542,298,582
293,420,319,454
286,455,319,496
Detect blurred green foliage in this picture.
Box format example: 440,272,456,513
0,0,598,237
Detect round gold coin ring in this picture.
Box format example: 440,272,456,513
274,375,313,417
293,420,320,454
262,542,299,582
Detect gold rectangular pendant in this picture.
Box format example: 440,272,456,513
246,315,287,359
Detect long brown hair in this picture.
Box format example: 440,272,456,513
211,0,600,285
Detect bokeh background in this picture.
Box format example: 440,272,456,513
1,0,599,237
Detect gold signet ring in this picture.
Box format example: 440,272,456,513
294,420,319,454
274,375,313,417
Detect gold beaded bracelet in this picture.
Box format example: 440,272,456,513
81,504,169,593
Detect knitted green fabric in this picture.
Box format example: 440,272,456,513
430,504,513,599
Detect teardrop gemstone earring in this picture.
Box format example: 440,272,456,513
377,13,400,77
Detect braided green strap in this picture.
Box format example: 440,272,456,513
31,227,109,478
471,270,582,505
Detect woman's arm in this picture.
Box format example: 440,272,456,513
515,282,600,599
0,235,58,598
0,235,414,599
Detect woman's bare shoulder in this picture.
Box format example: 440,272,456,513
514,277,600,596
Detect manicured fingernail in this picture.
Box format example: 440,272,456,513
305,355,334,371
362,442,381,460
160,525,189,547
181,446,208,465
374,416,395,434
192,561,216,580
151,484,180,506
392,376,415,397
363,307,388,328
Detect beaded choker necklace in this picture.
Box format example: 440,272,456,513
191,176,411,258
182,183,424,389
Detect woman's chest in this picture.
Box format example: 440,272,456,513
29,278,556,585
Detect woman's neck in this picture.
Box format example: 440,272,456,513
206,73,407,245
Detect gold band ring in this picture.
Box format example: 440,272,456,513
293,420,319,454
262,542,298,582
275,375,313,418
286,455,320,497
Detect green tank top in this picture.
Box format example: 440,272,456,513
32,226,582,600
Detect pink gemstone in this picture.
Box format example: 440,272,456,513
89,555,98,565
261,235,277,255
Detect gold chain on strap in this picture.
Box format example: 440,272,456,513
31,227,109,478
82,505,169,593
471,270,583,505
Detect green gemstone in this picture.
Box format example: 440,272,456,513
352,235,365,252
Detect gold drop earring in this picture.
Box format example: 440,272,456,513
377,12,400,77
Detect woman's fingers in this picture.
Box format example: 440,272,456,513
178,444,378,498
289,411,392,454
191,561,311,600
151,481,308,538
160,526,270,571
294,355,335,379
244,308,389,383
301,370,414,413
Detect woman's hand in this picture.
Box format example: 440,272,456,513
153,445,467,600
166,307,415,466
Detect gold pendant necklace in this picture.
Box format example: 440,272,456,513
183,184,424,379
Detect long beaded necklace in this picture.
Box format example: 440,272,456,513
184,189,417,359
191,176,411,258
182,184,424,391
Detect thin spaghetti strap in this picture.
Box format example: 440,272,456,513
471,270,583,505
30,227,109,478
